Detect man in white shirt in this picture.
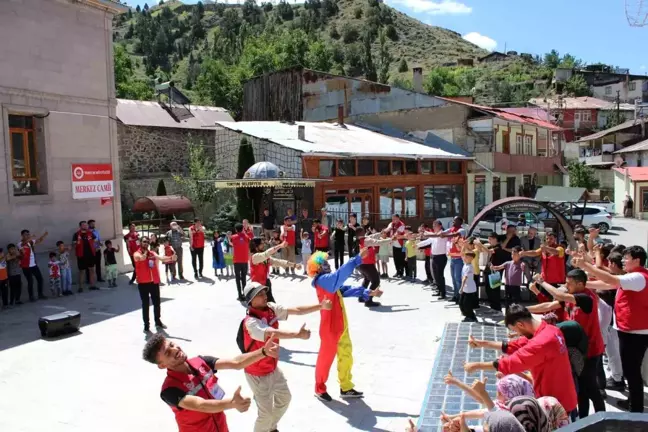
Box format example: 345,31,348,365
573,245,648,413
384,214,407,278
418,220,449,299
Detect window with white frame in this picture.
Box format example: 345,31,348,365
524,135,533,155
629,81,637,91
515,134,523,154
581,111,592,122
574,112,580,121
605,86,612,95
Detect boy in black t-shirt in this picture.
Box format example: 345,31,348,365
103,240,120,287
332,219,346,269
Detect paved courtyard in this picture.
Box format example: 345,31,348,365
0,239,639,432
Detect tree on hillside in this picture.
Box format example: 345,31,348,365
197,1,205,18
391,76,412,90
564,75,591,97
156,179,167,196
568,161,600,192
143,3,149,11
136,5,141,13
236,138,256,222
543,49,561,69
243,0,263,26
559,53,583,69
377,29,392,84
362,31,377,82
195,59,234,109
114,44,154,100
398,58,408,73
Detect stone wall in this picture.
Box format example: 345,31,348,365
118,123,215,178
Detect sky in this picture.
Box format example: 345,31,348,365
123,0,648,74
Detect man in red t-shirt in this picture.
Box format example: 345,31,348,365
312,219,330,253
231,223,250,301
189,218,206,279
465,304,578,416
280,216,297,275
124,224,140,285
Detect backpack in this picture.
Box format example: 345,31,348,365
236,317,256,353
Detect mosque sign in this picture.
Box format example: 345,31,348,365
214,180,317,188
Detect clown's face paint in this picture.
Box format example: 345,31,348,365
320,261,331,274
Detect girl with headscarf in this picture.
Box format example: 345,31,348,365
536,396,569,430
442,373,535,421
483,411,526,432
506,396,550,432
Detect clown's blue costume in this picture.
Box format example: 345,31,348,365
308,252,365,400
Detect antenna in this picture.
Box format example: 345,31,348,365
625,0,648,26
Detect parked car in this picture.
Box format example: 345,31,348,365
474,211,546,237
539,204,613,234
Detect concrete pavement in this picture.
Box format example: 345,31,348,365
0,243,634,432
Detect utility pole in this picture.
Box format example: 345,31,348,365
616,90,621,127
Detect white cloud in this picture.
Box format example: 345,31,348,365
641,65,646,70
388,0,472,15
462,32,497,51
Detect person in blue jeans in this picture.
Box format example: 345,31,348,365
424,217,466,303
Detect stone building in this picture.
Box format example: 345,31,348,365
0,0,128,249
115,99,233,206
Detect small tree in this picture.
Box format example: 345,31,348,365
236,137,256,222
398,58,408,73
173,140,222,219
567,161,600,192
377,29,392,84
156,179,167,196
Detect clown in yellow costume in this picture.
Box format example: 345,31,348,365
307,249,373,401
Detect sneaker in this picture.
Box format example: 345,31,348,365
38,294,47,300
155,322,168,330
315,392,333,402
97,279,105,283
606,377,626,391
365,299,380,307
616,399,630,410
89,286,99,291
237,295,245,302
194,273,199,279
143,326,151,333
340,388,364,399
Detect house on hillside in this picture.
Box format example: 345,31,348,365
116,99,234,205
528,96,636,142
0,0,128,250
212,118,471,228
572,118,648,198
478,52,509,63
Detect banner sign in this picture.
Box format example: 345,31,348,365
214,180,317,188
71,163,114,199
500,202,544,213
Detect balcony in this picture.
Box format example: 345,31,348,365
578,154,614,165
473,152,562,174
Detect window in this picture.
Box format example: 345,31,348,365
338,160,356,176
575,111,591,122
574,112,580,121
493,177,501,201
319,160,335,177
515,134,523,154
379,186,417,219
325,194,349,223
642,189,648,212
357,160,375,176
449,161,461,174
435,161,447,174
391,160,404,175
378,160,390,175
421,161,432,174
423,185,464,219
9,114,45,196
524,135,533,155
605,86,612,95
405,160,418,175
629,81,637,91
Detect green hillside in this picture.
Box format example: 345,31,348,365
112,1,588,117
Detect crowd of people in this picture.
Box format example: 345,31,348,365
4,207,648,432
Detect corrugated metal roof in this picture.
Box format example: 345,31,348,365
575,119,646,142
500,107,554,122
215,121,472,160
116,99,234,130
528,96,635,111
613,167,648,182
132,195,194,215
614,138,648,154
436,97,563,131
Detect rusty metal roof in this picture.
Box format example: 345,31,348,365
117,99,234,130
575,118,646,143
132,195,194,215
528,96,635,111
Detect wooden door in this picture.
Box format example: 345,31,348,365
502,131,510,154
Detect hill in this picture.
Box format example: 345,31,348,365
112,1,585,117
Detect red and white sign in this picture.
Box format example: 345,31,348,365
71,163,114,200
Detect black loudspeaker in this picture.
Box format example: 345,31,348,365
38,311,81,338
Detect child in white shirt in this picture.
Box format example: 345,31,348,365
300,232,312,275
460,252,478,322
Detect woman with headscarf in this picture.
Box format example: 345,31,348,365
507,396,550,432
483,411,526,432
537,396,569,430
